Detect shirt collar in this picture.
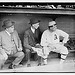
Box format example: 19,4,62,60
5,30,11,36
31,27,35,33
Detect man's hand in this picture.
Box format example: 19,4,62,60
31,47,36,51
59,42,64,45
48,44,56,50
17,48,22,51
35,44,42,48
31,47,37,52
36,43,40,46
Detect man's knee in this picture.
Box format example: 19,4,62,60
61,46,68,55
17,51,25,58
4,55,8,61
20,52,24,57
26,49,31,54
0,54,8,62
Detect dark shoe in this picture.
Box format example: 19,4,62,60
8,63,23,69
43,63,47,65
17,64,23,67
14,64,23,68
8,63,16,69
0,65,4,70
37,63,41,66
8,63,13,69
27,64,31,67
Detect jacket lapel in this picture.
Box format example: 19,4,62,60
12,31,18,48
29,28,35,42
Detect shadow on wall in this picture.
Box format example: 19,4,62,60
0,13,75,42
0,13,52,49
0,13,53,33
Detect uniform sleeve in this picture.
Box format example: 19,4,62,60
23,31,32,49
40,31,49,46
58,30,69,43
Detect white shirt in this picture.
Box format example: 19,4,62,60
5,30,11,36
41,29,69,46
31,27,35,33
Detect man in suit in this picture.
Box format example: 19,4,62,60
23,18,42,67
0,19,24,69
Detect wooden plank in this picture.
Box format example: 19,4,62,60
69,50,75,52
0,7,75,15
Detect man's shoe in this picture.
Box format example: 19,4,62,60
60,59,64,64
8,63,23,69
8,63,14,69
27,64,31,67
0,65,4,70
14,64,23,68
37,63,41,66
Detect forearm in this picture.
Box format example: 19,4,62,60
59,30,69,44
63,35,69,44
18,38,23,51
63,37,69,44
41,40,50,47
24,44,32,49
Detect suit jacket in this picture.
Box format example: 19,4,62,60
24,27,42,49
0,30,22,55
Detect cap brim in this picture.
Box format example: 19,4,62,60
29,20,40,24
2,21,15,28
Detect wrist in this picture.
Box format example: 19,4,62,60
60,42,64,45
18,48,22,51
62,41,66,44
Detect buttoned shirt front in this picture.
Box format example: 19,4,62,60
31,27,35,33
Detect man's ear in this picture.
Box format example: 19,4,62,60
6,28,8,30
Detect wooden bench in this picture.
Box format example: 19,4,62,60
64,38,75,57
5,37,75,65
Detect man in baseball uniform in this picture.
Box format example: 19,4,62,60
40,21,69,65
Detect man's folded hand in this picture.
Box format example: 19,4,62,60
17,48,22,51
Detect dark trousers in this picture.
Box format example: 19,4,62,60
25,49,42,64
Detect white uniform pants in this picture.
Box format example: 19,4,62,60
43,44,68,59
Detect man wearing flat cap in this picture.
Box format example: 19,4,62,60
41,21,69,65
0,19,24,69
23,18,42,67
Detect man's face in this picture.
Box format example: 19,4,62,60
32,22,39,29
48,24,57,32
6,25,15,33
